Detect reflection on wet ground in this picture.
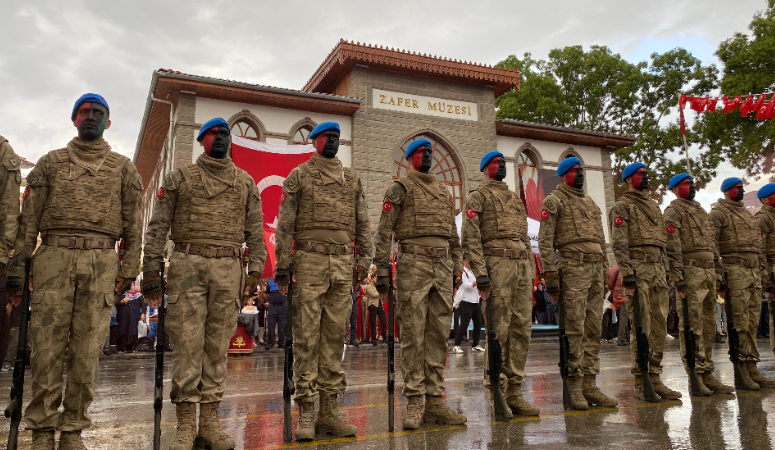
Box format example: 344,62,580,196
0,338,774,449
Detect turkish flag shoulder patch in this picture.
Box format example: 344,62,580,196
23,186,29,200
383,201,392,212
280,192,287,204
541,209,550,220
666,224,676,234
157,187,164,199
466,208,477,218
614,216,624,226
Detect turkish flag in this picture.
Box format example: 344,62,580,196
231,136,315,279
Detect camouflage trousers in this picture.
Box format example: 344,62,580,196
25,245,118,431
482,255,533,385
166,252,241,404
724,263,762,362
557,257,605,377
625,259,669,375
677,265,717,373
292,250,353,403
396,252,453,397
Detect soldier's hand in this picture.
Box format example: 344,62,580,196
245,271,261,298
623,275,637,296
6,276,22,298
114,277,133,302
453,270,462,290
5,303,10,316
716,280,728,297
142,272,162,308
676,281,688,298
275,269,290,295
545,272,560,299
476,276,492,301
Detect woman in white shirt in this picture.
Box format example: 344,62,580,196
452,259,484,353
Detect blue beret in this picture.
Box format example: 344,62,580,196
309,122,340,140
267,280,278,292
480,151,505,172
197,118,230,142
405,139,433,159
71,93,109,121
557,157,582,177
720,177,743,192
622,162,646,181
668,173,692,190
757,183,775,199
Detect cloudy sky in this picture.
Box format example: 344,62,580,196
0,0,769,207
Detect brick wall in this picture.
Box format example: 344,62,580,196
347,67,498,232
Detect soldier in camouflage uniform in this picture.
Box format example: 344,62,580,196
0,135,21,296
142,117,266,450
710,177,775,389
274,121,372,441
539,157,617,409
462,151,538,418
9,94,142,450
663,173,734,395
756,183,775,355
375,138,466,430
610,162,682,401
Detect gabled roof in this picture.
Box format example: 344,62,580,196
496,119,637,149
304,39,520,97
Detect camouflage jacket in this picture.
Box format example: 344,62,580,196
0,136,21,266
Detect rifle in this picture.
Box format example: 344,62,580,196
387,256,395,432
5,259,31,450
632,270,660,402
282,263,295,443
679,282,706,397
485,266,513,421
723,272,746,389
557,270,575,409
153,262,167,450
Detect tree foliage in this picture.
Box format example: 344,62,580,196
496,47,718,202
697,0,775,182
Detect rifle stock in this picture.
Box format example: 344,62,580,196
557,270,574,409
632,270,660,402
387,257,395,432
723,272,746,389
153,262,166,450
680,281,705,397
485,266,512,421
5,259,31,450
283,263,295,443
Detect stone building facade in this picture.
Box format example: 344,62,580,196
133,40,635,263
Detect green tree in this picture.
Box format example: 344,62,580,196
496,46,718,202
697,0,775,181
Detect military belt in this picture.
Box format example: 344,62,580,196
174,243,240,259
483,248,529,259
399,244,449,258
559,251,604,263
682,258,715,269
295,241,354,256
721,256,760,269
629,251,661,263
42,235,116,250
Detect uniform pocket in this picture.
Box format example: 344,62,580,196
104,292,114,307
166,294,179,305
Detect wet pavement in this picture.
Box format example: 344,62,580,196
1,337,774,449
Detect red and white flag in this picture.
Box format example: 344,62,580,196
231,136,315,279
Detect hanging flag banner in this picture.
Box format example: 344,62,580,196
679,93,774,135
231,135,315,279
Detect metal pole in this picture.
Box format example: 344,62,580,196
682,134,692,176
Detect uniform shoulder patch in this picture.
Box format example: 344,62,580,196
465,191,484,212
26,169,45,188
666,224,676,234
541,209,550,220
614,216,624,226
385,182,406,205
382,201,392,212
5,154,20,171
466,208,477,218
283,170,300,194
157,187,165,199
163,171,180,191
23,186,29,200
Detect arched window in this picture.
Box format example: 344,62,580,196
392,134,463,214
292,125,314,144
233,120,260,140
